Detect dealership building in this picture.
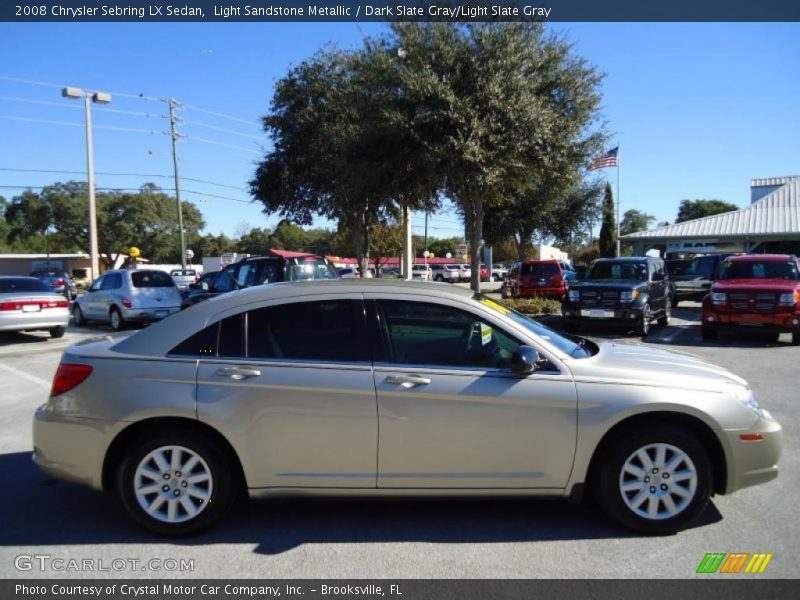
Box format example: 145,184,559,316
622,175,800,257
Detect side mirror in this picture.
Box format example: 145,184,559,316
511,345,540,375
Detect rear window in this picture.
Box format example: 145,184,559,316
0,278,50,293
131,271,175,288
521,263,558,276
721,260,799,280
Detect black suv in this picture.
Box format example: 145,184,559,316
562,256,671,337
183,253,339,307
671,253,737,305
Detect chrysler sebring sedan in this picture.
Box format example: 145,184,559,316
33,280,781,536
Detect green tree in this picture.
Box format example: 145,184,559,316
676,199,739,223
394,23,605,290
598,182,617,258
269,220,307,251
236,227,272,255
620,209,655,236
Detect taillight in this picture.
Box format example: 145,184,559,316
50,363,93,397
0,300,67,311
121,297,133,309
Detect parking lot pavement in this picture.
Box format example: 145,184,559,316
0,312,797,579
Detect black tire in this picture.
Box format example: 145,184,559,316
73,305,86,326
109,307,126,331
701,326,717,341
49,326,65,339
593,425,713,534
657,298,672,327
639,304,652,338
116,431,236,536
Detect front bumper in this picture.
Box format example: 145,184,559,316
32,405,114,490
703,310,800,333
721,410,782,494
562,305,643,324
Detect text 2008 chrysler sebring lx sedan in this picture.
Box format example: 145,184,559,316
33,280,781,535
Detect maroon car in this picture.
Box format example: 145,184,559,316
702,254,800,344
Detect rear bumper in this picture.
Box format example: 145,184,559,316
32,405,112,490
721,411,782,494
0,309,70,332
121,306,181,323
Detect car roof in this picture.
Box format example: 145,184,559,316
112,280,476,357
727,254,794,263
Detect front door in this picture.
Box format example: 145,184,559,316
369,297,578,489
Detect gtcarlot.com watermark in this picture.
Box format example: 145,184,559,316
14,554,194,573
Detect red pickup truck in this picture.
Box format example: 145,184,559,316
702,254,800,344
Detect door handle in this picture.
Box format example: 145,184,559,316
385,374,431,388
216,366,261,380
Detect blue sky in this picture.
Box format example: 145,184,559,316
1,22,798,242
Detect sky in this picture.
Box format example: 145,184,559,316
1,22,798,244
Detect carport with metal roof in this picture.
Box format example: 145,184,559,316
622,176,800,257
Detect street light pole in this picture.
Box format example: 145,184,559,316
62,87,111,280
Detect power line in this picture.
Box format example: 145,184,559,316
0,167,248,191
0,114,165,135
0,95,159,118
0,184,254,205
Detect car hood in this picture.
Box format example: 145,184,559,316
568,341,747,392
712,279,800,292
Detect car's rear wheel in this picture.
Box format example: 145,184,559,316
109,307,126,331
117,433,235,536
594,426,712,534
49,326,65,339
73,305,86,326
657,298,671,327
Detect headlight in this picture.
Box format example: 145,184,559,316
712,292,727,304
568,289,580,302
620,289,639,302
732,386,764,418
778,292,799,306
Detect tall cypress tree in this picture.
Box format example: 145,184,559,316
598,182,617,258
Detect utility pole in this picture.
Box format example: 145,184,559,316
168,98,187,269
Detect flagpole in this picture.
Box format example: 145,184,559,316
615,144,621,257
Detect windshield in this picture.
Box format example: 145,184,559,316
720,260,799,280
474,294,592,358
589,261,647,281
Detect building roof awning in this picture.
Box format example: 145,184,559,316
621,176,800,242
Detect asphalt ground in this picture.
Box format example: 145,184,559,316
0,297,797,579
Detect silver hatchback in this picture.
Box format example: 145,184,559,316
73,269,182,331
35,280,781,536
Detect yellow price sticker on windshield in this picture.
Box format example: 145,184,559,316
479,297,510,315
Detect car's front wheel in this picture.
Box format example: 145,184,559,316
594,425,712,534
117,433,235,536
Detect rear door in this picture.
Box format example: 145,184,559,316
195,295,378,489
368,295,578,489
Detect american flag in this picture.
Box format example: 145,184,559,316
588,147,619,171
